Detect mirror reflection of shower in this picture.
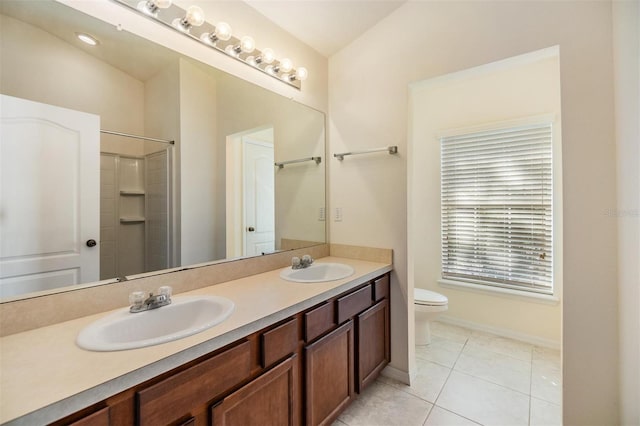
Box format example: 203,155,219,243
99,131,173,280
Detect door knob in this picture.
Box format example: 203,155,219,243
247,226,255,232
86,239,97,247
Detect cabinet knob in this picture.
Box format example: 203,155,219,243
86,239,97,247
247,226,255,232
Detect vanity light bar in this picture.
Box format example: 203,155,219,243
111,0,307,90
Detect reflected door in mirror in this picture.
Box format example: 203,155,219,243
0,95,100,298
243,138,274,256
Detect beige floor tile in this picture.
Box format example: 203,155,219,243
415,337,465,368
455,345,531,394
338,380,433,426
430,322,472,343
531,346,562,404
467,331,533,362
380,360,451,403
424,406,481,426
437,371,530,426
530,397,562,426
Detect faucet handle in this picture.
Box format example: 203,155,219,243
158,286,172,298
292,256,301,267
302,254,313,264
129,291,146,306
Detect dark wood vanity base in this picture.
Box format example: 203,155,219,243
52,273,391,426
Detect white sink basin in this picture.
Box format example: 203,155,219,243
77,295,234,351
280,262,355,283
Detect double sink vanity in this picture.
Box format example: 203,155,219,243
0,254,392,425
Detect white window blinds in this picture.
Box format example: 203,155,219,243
440,122,553,294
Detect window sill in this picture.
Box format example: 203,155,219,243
438,279,561,305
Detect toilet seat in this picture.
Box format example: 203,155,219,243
414,288,448,306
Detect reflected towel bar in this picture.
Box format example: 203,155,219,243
101,129,175,145
333,146,398,161
275,156,322,169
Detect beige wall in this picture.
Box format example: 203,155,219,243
329,1,618,423
613,1,640,424
179,59,221,265
409,50,562,346
0,13,146,157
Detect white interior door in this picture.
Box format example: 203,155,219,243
0,95,100,298
243,138,275,256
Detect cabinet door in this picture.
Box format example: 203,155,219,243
305,321,354,426
211,355,299,426
357,299,390,392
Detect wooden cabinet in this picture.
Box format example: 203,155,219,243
52,272,391,426
305,321,355,426
211,355,299,426
356,299,390,392
304,273,391,425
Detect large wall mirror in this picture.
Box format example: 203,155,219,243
0,0,326,300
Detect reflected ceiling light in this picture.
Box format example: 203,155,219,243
113,0,308,89
76,32,99,46
172,5,205,32
137,0,171,16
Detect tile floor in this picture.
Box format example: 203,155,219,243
334,321,562,426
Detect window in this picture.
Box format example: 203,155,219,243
440,122,553,294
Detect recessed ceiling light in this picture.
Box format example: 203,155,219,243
76,32,99,46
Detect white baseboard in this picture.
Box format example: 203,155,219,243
381,365,412,385
437,315,561,350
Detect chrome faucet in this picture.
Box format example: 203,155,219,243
291,255,314,269
129,286,172,313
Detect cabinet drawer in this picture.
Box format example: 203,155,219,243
137,340,251,426
261,318,299,368
304,302,335,343
67,407,110,426
336,285,372,324
372,274,390,302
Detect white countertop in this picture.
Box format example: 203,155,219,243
0,257,391,425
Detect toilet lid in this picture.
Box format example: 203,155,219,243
414,288,448,306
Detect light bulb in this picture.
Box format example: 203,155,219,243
185,5,205,26
214,22,232,41
265,65,275,75
295,67,308,81
225,45,238,57
240,36,256,53
279,58,293,73
138,0,171,15
260,48,275,64
246,56,257,66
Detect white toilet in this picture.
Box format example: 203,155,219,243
414,288,448,345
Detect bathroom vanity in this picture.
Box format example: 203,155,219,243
0,257,391,425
